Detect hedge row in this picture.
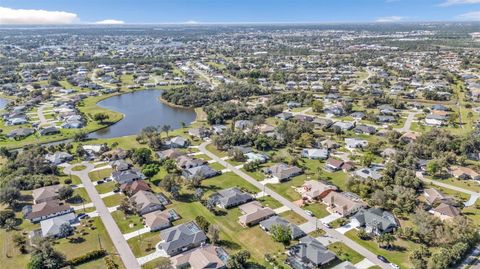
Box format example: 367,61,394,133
68,249,107,266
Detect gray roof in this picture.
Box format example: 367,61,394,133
260,216,305,239
40,212,76,237
159,222,208,255
215,187,254,208
352,208,397,233
294,236,337,266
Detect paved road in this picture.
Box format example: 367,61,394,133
64,162,141,269
416,171,480,206
395,111,418,133
199,142,390,269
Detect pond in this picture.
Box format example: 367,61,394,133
90,89,196,139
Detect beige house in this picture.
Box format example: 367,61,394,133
171,245,227,269
238,201,275,227
32,185,62,204
322,192,364,216
432,203,460,221
301,180,337,201
450,166,480,180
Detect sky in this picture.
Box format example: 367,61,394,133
1,0,480,25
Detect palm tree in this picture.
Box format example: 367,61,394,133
161,125,171,138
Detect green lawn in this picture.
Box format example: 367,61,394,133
257,195,283,209
127,232,161,257
267,175,305,201
201,172,260,195
302,203,330,218
142,257,171,269
345,230,415,269
102,193,124,207
167,199,285,265
111,210,145,234
206,143,228,157
71,188,92,204
279,210,307,225
95,181,116,194
53,217,119,262
88,168,112,181
327,242,364,264
209,162,225,171
71,165,87,171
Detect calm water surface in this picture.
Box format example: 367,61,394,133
90,89,196,139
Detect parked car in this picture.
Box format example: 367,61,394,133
377,255,389,263
304,210,314,217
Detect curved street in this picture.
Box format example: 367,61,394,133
63,162,141,269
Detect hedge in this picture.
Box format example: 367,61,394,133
68,249,107,266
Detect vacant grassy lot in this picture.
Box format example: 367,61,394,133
89,168,112,181
327,242,364,264
102,193,124,207
111,210,145,234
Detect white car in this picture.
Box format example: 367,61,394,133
390,264,400,269
304,210,314,217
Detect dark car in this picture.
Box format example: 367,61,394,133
97,180,104,184
377,255,389,263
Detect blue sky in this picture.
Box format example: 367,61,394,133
1,0,480,24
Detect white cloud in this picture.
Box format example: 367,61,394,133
376,16,405,22
440,0,480,6
0,6,78,25
95,19,125,25
183,20,199,24
457,11,480,20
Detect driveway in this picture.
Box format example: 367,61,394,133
319,213,342,224
64,162,141,269
199,141,390,269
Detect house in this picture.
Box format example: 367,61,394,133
7,128,34,139
32,185,62,204
276,112,293,121
287,236,336,268
263,163,303,182
260,216,305,239
144,209,180,232
112,169,146,184
301,148,329,160
432,203,460,221
235,120,254,130
345,138,368,149
176,156,206,169
350,112,366,120
24,200,74,223
211,125,228,135
423,188,453,206
238,201,276,227
425,114,445,126
131,190,165,215
313,118,333,129
450,166,480,180
354,125,376,135
381,148,397,159
158,222,208,256
188,127,211,139
332,121,354,131
321,139,339,150
102,148,127,161
214,188,254,209
40,212,76,237
39,126,60,136
377,116,396,123
182,165,219,180
354,167,382,180
301,180,337,201
401,132,420,143
120,180,151,196
322,192,364,217
166,136,188,148
171,245,228,269
351,208,398,235
45,152,73,165
245,152,269,163
157,149,186,160
325,158,343,171
111,160,131,172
